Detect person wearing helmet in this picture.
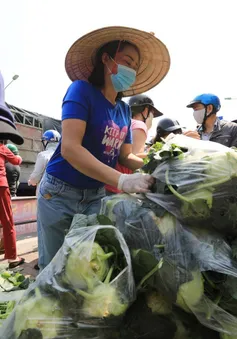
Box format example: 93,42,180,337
28,130,61,270
187,93,237,147
128,94,163,155
28,130,61,190
153,118,182,143
105,94,163,194
5,144,21,197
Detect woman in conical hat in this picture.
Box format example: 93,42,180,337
37,26,170,270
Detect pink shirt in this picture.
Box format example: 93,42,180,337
105,119,148,193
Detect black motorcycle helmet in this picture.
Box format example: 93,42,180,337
128,94,163,118
154,118,182,143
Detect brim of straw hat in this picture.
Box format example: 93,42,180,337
0,120,24,145
65,26,171,97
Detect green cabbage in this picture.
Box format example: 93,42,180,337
146,290,172,315
176,271,204,313
64,241,113,290
157,212,176,237
14,288,62,339
77,266,128,318
79,284,128,318
204,152,237,182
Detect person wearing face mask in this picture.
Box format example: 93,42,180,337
105,94,163,194
187,94,237,147
37,26,170,270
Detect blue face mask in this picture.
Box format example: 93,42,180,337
109,60,136,92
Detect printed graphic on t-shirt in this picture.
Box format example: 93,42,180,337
102,120,128,163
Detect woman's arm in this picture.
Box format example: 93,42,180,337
118,143,144,170
131,129,147,155
61,119,121,187
4,147,22,165
130,128,148,159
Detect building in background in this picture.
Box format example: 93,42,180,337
6,103,61,196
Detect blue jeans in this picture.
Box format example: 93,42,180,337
37,173,105,270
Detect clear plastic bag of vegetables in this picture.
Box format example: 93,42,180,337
0,214,135,339
142,134,237,236
101,194,237,336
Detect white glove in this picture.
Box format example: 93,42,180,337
117,173,154,194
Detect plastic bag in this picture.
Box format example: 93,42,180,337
164,133,233,154
0,214,135,339
143,134,237,236
101,195,237,336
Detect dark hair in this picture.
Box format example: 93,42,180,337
88,40,140,99
208,104,217,115
153,128,182,144
131,105,151,117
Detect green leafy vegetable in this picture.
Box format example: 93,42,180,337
0,271,30,292
0,300,15,321
143,141,187,174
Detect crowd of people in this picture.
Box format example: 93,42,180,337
1,25,237,272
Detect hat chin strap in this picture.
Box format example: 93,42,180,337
141,108,150,123
42,140,48,150
202,106,215,132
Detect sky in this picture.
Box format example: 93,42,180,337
1,0,237,138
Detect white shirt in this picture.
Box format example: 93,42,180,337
28,143,58,186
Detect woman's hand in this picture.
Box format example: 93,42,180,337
118,173,154,193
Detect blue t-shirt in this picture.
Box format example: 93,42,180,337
47,80,132,189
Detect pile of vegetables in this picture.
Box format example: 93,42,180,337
0,268,31,327
143,134,237,236
2,135,237,338
0,216,135,338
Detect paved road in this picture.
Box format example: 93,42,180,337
0,232,39,279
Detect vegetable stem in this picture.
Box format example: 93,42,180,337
165,168,230,202
206,292,222,320
165,169,190,203
202,272,217,290
99,252,114,261
76,289,95,300
137,258,163,290
154,244,165,249
104,266,114,284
